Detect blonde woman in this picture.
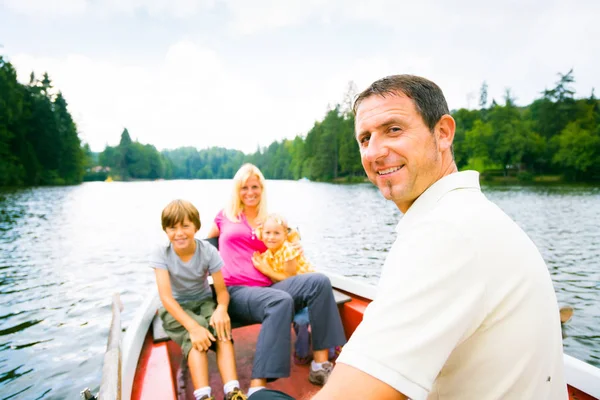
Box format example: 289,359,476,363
207,164,346,395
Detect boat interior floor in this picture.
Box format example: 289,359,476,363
134,323,323,400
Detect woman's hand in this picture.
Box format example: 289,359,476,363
189,324,215,352
289,238,304,256
209,305,232,341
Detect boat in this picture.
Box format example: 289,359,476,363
83,271,599,400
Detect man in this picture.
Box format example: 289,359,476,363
313,75,567,399
251,75,567,400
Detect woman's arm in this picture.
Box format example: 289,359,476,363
207,222,220,239
209,270,231,340
154,269,215,350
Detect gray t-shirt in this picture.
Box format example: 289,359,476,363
149,238,223,303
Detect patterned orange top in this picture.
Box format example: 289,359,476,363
260,239,314,275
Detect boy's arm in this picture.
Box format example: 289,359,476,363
154,268,215,350
210,271,231,340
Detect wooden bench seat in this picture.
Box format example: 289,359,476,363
152,288,352,343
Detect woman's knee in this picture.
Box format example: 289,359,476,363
307,272,332,290
266,290,294,311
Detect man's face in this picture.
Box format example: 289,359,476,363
355,93,442,212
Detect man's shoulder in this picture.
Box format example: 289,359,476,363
427,188,505,230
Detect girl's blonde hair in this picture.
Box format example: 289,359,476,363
256,213,300,242
264,213,289,230
224,163,268,223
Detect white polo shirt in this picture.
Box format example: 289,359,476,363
337,171,567,400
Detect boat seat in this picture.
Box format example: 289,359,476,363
152,288,351,343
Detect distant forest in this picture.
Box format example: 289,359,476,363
1,56,85,186
2,54,599,187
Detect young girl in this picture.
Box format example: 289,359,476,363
251,213,314,281
251,213,341,367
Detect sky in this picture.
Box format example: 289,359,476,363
1,0,599,153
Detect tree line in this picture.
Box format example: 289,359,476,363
95,70,600,183
453,70,600,182
1,56,85,186
89,104,362,183
2,57,599,187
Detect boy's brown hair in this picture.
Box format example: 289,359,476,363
161,200,201,231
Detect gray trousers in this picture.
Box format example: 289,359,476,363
227,273,347,380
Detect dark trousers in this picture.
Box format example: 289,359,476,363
227,273,347,380
249,389,295,400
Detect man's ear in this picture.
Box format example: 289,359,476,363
436,114,456,152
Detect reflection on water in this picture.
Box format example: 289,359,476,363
0,181,599,398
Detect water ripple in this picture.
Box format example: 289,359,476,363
0,181,598,398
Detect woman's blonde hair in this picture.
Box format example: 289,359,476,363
224,163,268,222
161,199,201,231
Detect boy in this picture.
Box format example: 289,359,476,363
149,199,246,400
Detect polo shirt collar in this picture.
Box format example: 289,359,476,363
395,170,481,232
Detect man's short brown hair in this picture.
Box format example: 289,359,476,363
353,74,450,132
161,199,201,231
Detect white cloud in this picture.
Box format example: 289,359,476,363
5,0,600,153
11,40,330,153
2,0,216,19
3,0,88,17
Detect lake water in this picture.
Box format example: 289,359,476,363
1,180,599,399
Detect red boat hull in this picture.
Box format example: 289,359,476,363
131,289,597,400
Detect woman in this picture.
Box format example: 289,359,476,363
207,163,346,394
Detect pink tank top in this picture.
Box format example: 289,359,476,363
214,210,271,287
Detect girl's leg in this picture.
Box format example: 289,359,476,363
187,348,210,389
292,308,312,364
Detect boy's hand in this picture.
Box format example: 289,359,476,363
189,325,215,352
209,305,232,341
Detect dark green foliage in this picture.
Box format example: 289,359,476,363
459,73,600,181
0,57,86,187
4,66,600,186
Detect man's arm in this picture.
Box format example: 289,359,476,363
312,363,408,400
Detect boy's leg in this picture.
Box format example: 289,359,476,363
227,286,294,382
160,301,213,389
214,339,237,383
188,347,210,389
271,273,346,360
